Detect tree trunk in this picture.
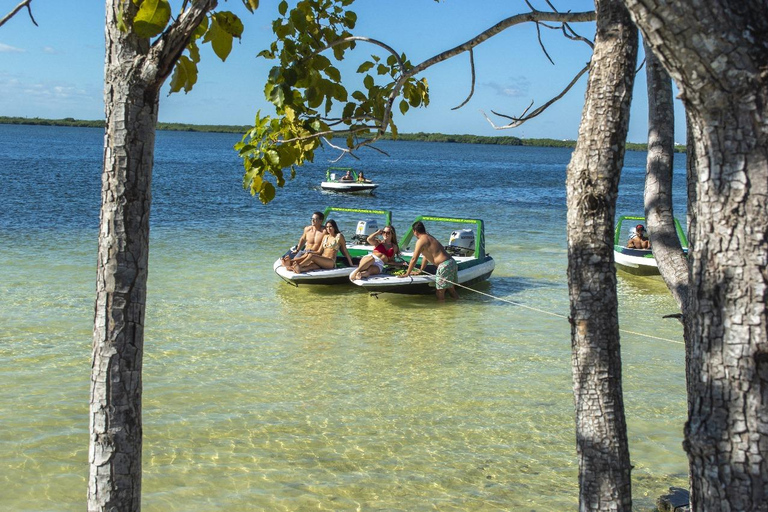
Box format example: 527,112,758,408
643,39,689,311
89,4,157,511
90,2,216,510
623,1,768,510
565,0,638,510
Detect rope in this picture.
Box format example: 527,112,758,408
412,267,685,346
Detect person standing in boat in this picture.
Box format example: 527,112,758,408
399,221,458,301
627,224,651,249
280,211,326,267
349,225,400,280
292,219,354,273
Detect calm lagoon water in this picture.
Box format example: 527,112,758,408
0,124,687,510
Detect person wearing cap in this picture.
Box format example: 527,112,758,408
627,224,651,249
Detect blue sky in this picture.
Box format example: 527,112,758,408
0,0,686,142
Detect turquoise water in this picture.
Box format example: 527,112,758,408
0,125,687,510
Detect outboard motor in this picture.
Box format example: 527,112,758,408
353,219,379,244
446,229,475,257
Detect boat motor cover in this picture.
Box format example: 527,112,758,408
356,220,379,236
448,229,475,256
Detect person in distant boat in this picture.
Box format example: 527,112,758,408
280,211,326,268
349,225,400,280
292,219,353,273
356,171,369,183
340,170,354,181
399,221,458,301
627,223,651,249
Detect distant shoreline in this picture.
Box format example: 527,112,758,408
0,116,684,152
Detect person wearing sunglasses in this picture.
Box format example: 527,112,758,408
280,211,326,268
349,225,400,281
292,219,354,273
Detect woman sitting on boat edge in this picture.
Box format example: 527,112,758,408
291,219,353,273
349,225,400,280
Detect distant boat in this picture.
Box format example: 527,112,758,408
320,167,378,194
613,215,688,276
350,215,495,294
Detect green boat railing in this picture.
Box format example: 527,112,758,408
399,215,486,259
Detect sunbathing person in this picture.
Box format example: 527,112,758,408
280,211,326,268
349,225,400,280
292,219,353,273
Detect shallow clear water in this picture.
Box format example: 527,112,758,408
0,124,688,510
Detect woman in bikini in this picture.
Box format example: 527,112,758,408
349,225,400,281
292,219,353,273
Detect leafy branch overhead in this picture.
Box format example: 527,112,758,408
117,0,253,93
238,0,594,204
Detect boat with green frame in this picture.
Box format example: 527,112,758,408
613,215,689,276
274,206,393,285
350,215,495,294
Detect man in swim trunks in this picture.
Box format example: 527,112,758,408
399,221,458,300
281,211,326,267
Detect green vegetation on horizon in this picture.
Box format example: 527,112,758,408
0,116,683,152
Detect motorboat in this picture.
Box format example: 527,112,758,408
320,167,378,194
274,207,392,285
613,215,688,276
350,215,495,294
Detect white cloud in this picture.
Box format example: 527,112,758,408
42,46,60,54
484,76,531,98
0,42,25,53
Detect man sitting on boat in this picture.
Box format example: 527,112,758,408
627,224,651,249
280,211,326,267
399,221,458,301
340,170,354,181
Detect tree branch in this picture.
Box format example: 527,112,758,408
144,0,218,88
0,0,37,29
482,63,589,129
451,48,476,110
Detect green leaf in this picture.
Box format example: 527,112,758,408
376,64,388,75
214,11,244,38
278,0,288,16
363,74,373,90
357,61,374,73
117,2,128,33
242,0,259,13
259,182,276,204
132,0,171,39
168,55,198,94
203,14,234,61
399,99,409,115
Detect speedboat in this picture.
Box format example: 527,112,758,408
350,215,495,294
613,215,688,276
320,167,378,194
274,207,392,285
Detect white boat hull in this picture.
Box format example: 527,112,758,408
351,256,495,294
320,181,378,193
613,248,660,276
273,257,357,284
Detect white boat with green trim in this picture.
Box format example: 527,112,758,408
320,167,378,194
350,215,495,294
274,207,392,285
613,215,688,276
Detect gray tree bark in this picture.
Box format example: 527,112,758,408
623,1,768,510
565,0,638,510
642,39,689,311
89,2,216,510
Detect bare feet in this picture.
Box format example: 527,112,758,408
349,272,358,281
292,264,303,274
